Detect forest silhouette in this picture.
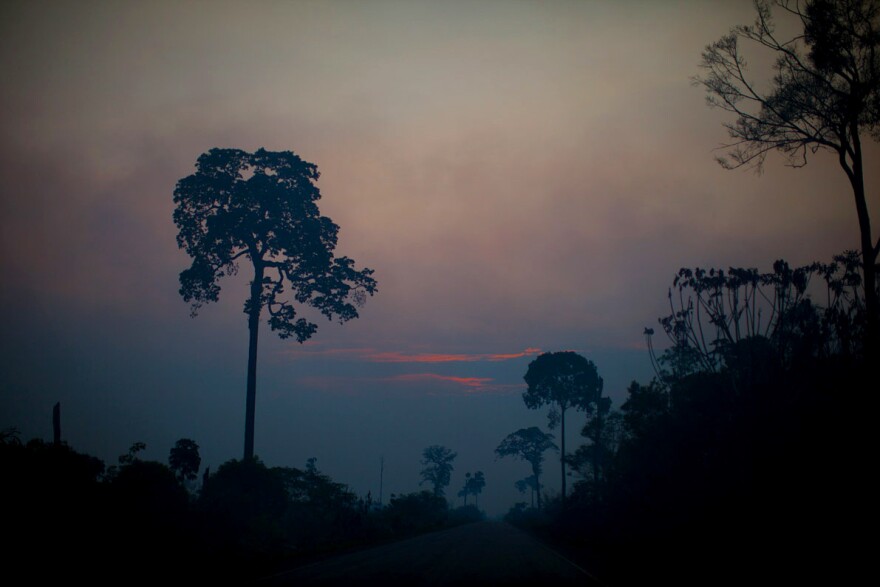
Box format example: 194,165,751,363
2,1,877,585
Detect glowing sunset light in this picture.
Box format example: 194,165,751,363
385,373,521,393
367,347,542,363
2,0,870,526
368,352,482,363
281,346,542,363
391,373,493,387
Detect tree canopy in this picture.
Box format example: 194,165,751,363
523,352,603,416
495,427,557,509
523,351,603,502
694,0,880,352
168,438,201,483
173,148,377,460
419,445,457,497
457,471,486,507
173,148,377,338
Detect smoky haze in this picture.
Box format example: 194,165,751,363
1,2,876,584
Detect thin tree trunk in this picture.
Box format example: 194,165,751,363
853,175,878,356
593,398,603,488
560,406,566,504
243,262,264,461
841,135,877,356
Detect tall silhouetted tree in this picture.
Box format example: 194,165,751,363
419,445,456,497
515,476,539,508
695,0,880,353
168,438,201,483
173,148,377,460
458,473,471,506
569,404,623,492
495,426,557,509
523,352,602,502
457,471,486,507
459,471,486,507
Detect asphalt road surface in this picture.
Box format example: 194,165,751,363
260,521,602,587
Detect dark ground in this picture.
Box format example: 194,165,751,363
258,520,602,587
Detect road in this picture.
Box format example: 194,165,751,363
260,521,602,586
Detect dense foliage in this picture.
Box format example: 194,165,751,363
0,436,479,583
509,252,871,585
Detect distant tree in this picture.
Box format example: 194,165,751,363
270,459,360,547
457,471,487,507
495,427,557,509
568,406,624,493
419,445,457,497
694,0,880,353
523,352,602,502
620,380,670,442
467,471,485,508
173,148,378,461
515,476,539,508
168,438,201,483
118,441,146,465
0,427,21,445
101,441,147,481
458,472,471,506
298,458,357,508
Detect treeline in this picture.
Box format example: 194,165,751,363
0,435,481,583
507,251,872,585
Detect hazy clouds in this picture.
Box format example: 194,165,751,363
1,0,875,513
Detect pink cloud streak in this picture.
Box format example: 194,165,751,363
384,373,525,394
294,373,525,395
387,373,494,389
282,346,542,363
368,347,542,363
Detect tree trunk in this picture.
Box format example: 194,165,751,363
560,406,566,504
243,262,264,461
593,399,603,488
854,186,878,356
842,134,878,357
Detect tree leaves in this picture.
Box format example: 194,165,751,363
522,351,603,414
173,147,377,339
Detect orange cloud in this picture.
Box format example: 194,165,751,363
483,347,543,361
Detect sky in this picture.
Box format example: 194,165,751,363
1,0,877,515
